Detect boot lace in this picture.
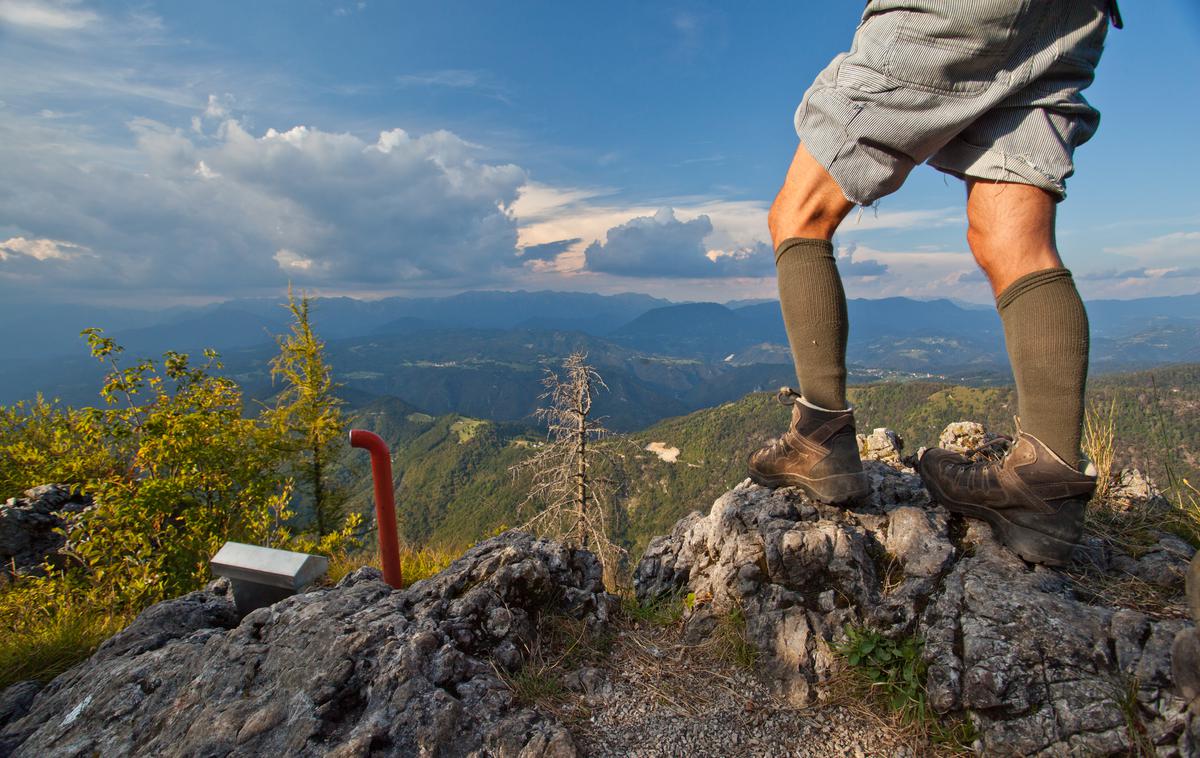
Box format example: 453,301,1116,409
756,387,804,455
962,435,1012,462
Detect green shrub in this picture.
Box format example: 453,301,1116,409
836,625,976,749
0,306,365,683
618,589,687,627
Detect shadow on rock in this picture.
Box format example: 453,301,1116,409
0,531,612,758
634,425,1199,757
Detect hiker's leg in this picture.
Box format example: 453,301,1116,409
966,180,1064,297
769,143,854,410
967,179,1089,465
768,143,854,245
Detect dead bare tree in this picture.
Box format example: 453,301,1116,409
511,352,624,585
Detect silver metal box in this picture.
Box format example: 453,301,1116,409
210,541,329,615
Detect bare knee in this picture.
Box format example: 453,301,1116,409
965,180,1063,296
769,144,853,246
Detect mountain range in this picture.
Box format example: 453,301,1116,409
2,290,1197,431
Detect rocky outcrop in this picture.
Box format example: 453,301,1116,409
4,427,1197,756
0,484,91,585
1,531,612,757
635,425,1199,756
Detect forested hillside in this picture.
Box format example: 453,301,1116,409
337,363,1200,557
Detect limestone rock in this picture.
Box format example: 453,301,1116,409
938,421,1004,454
1110,468,1168,506
1,531,612,757
857,428,904,466
635,425,1199,756
1174,628,1200,703
1190,551,1200,623
0,484,92,584
0,683,40,734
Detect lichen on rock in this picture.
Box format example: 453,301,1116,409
1,531,612,757
634,423,1199,756
0,485,92,586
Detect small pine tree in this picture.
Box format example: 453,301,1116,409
511,352,624,585
269,287,347,536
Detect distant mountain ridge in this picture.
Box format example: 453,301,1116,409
3,289,1196,361
1,290,1196,416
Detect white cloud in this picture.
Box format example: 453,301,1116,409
194,160,220,179
0,0,96,31
0,236,87,260
831,246,990,301
581,207,780,279
836,242,889,278
1103,230,1200,268
393,69,510,102
274,248,328,274
202,94,232,120
0,109,527,295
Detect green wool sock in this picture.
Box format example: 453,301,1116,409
775,237,849,410
997,267,1090,466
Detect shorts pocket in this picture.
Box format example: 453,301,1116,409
884,0,1031,96
1056,1,1108,69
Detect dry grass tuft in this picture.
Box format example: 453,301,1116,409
1167,478,1200,548
1083,499,1162,559
561,603,949,755
1065,569,1188,621
1083,400,1118,503
0,587,131,690
493,613,612,710
323,544,456,587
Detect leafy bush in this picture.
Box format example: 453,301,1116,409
0,304,365,683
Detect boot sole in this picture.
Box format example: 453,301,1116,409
917,465,1076,567
747,469,871,505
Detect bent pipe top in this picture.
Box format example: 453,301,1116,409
349,429,403,589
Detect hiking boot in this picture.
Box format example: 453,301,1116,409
917,430,1095,566
747,388,870,504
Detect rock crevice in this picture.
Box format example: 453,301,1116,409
1,531,611,757
634,426,1198,756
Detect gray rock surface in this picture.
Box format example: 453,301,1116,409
0,485,91,584
0,684,41,735
1,531,612,757
635,425,1199,756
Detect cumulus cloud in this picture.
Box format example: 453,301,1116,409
836,242,889,278
583,208,772,278
519,238,580,262
0,108,527,295
1104,231,1200,262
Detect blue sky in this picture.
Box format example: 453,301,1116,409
1,0,1198,306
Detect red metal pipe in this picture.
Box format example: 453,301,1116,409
349,429,403,589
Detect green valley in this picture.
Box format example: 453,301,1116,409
336,363,1200,559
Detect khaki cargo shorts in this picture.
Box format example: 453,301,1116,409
795,0,1115,204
